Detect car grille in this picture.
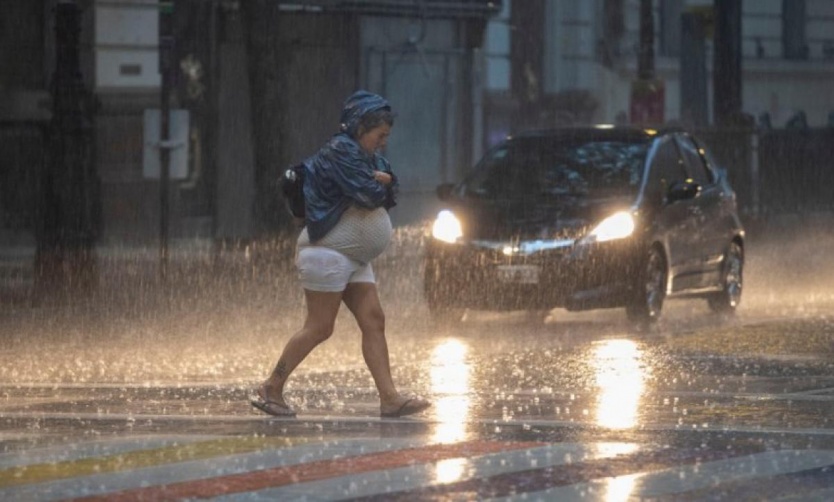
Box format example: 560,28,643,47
468,240,574,266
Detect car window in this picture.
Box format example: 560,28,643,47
462,137,649,200
676,135,713,185
645,137,687,204
689,136,720,181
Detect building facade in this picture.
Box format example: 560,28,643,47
481,0,834,148
3,0,834,251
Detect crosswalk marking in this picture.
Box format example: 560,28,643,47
0,435,215,470
485,450,834,501
0,438,422,502
66,440,542,502
0,431,833,501
343,443,747,501
0,436,303,488
216,443,640,501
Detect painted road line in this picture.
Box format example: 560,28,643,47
8,380,834,401
4,407,834,446
652,389,834,402
2,438,423,502
4,409,834,440
220,442,644,501
66,440,543,502
0,435,216,470
356,444,747,501
0,436,302,488
0,411,451,424
666,461,834,500
0,412,262,422
487,449,834,501
632,449,834,498
781,386,834,397
774,485,834,501
0,433,36,441
0,382,248,389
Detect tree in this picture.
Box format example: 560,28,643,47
240,0,292,236
35,0,100,299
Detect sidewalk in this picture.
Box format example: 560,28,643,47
0,224,425,320
0,237,280,308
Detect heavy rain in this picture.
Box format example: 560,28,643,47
2,1,834,500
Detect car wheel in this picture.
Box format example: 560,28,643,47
626,246,667,324
708,241,743,315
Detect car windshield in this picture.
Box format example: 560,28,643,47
461,136,650,200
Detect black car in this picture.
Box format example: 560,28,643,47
424,126,745,323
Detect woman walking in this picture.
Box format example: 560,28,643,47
251,91,431,419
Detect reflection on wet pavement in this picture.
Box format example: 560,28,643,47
2,223,834,499
592,339,646,430
430,338,471,444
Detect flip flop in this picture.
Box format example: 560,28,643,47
250,388,296,418
380,397,431,418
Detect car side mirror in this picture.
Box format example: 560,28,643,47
667,180,701,203
436,183,456,201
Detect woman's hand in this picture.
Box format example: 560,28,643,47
373,171,392,185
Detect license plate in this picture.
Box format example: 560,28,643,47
496,265,541,284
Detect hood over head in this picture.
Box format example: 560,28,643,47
339,90,391,138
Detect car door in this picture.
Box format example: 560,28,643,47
675,134,728,288
643,136,697,291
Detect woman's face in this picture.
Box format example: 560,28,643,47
357,123,392,154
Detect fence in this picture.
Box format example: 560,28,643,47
697,127,834,218
1,123,832,242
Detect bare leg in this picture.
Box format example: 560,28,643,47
342,282,403,408
261,289,343,406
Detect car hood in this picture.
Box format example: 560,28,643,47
450,195,634,242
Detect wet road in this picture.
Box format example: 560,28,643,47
1,220,834,500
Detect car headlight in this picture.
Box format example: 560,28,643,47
584,211,635,244
431,210,463,244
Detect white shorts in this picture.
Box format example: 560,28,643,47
296,246,375,292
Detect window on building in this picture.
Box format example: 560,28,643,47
783,0,808,60
600,0,625,65
659,0,682,57
485,0,511,91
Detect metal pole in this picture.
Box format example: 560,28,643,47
159,1,174,278
750,131,760,217
680,12,708,127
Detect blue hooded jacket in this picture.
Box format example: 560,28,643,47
303,91,399,242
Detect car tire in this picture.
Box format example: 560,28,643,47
626,246,667,324
707,241,743,315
